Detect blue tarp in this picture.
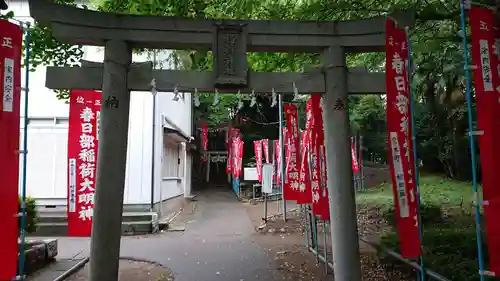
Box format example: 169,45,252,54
232,177,240,195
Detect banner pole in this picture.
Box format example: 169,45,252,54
264,189,268,222
315,214,320,262
351,137,355,192
278,93,287,221
323,220,328,273
458,1,486,280
17,22,31,280
308,206,315,250
355,135,359,191
304,205,309,247
405,26,426,281
275,143,281,216
305,126,315,249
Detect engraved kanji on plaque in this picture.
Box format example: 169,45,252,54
213,23,248,89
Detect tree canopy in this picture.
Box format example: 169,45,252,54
1,0,493,180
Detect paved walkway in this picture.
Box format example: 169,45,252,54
39,187,285,281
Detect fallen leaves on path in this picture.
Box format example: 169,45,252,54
269,244,412,281
252,204,413,280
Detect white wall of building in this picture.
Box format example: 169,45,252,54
10,2,193,207
156,91,193,202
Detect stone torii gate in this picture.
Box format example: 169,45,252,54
29,1,414,280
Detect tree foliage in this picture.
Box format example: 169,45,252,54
2,0,494,180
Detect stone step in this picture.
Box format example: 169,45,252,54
37,212,157,224
29,221,154,237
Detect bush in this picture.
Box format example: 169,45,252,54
378,227,488,281
18,196,38,234
382,203,443,227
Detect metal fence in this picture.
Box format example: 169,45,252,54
303,207,452,281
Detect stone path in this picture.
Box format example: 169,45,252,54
33,187,288,281
66,259,174,281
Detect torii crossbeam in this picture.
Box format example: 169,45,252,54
46,62,386,94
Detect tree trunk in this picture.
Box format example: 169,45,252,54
0,0,8,10
497,0,500,26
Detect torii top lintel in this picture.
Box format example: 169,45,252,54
29,0,415,53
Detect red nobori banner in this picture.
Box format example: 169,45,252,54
232,138,244,178
226,128,240,174
351,137,360,173
254,140,263,182
274,140,280,183
470,7,500,275
232,139,239,177
67,90,101,237
309,94,330,220
225,126,231,147
201,122,208,163
262,139,270,164
230,128,241,176
298,131,312,204
0,19,22,280
237,139,244,178
225,127,232,174
318,144,329,221
386,18,421,259
297,98,314,204
226,145,232,174
283,127,288,150
284,104,300,200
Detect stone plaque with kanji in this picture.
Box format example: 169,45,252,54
213,23,248,89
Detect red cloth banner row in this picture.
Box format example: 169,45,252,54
280,98,330,220
67,90,101,237
0,19,22,280
253,139,272,183
385,18,421,259
470,7,500,275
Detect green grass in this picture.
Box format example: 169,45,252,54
360,175,487,281
357,174,477,210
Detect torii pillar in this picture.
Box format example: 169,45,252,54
89,40,132,281
322,46,361,280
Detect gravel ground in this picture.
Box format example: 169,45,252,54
357,205,393,243
259,239,412,281
66,259,174,281
245,197,412,281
